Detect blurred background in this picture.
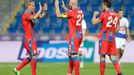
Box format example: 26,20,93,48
0,0,134,75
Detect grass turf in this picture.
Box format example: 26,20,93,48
0,63,134,75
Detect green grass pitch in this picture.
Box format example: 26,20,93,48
0,63,134,75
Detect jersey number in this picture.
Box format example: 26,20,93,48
76,14,82,26
106,16,118,28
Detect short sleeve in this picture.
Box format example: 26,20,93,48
99,13,105,21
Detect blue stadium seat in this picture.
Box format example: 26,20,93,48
19,27,24,33
42,22,52,33
50,17,57,24
34,24,40,33
114,5,122,12
125,0,134,5
8,0,134,34
8,27,17,33
65,26,69,33
129,16,134,31
54,26,63,34
88,25,99,33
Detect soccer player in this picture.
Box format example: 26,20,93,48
115,9,131,63
14,1,47,75
92,0,122,75
55,0,83,75
79,19,87,68
61,0,87,69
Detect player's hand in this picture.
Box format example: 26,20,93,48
43,3,48,11
62,0,66,9
94,11,99,16
55,0,59,7
127,36,132,42
39,2,42,11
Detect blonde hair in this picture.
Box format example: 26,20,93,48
25,0,34,7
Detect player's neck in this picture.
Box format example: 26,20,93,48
105,8,109,11
27,9,32,14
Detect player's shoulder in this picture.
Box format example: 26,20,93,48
100,11,110,18
22,13,26,19
75,7,83,12
22,12,31,19
67,9,73,14
23,12,31,16
109,11,118,15
22,12,28,17
100,12,106,16
67,9,72,12
122,17,128,21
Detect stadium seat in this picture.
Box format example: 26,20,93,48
8,0,134,34
34,24,40,33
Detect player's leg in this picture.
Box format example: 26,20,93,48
30,40,38,75
117,48,124,64
118,48,124,60
79,50,84,68
30,58,37,75
116,37,125,63
79,43,84,68
109,41,122,75
68,38,82,75
15,57,31,70
117,44,125,64
14,41,32,75
99,40,108,75
79,40,85,68
74,38,82,75
109,55,122,75
68,41,74,75
71,54,80,75
68,55,73,75
100,55,106,75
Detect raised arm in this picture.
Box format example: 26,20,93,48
30,2,42,20
39,3,48,18
55,0,67,18
92,11,101,25
62,0,68,11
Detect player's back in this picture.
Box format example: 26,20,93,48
99,10,120,41
67,7,83,39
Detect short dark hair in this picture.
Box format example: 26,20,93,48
118,9,123,12
103,0,112,8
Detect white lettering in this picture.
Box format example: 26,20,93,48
45,47,56,59
56,47,68,59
